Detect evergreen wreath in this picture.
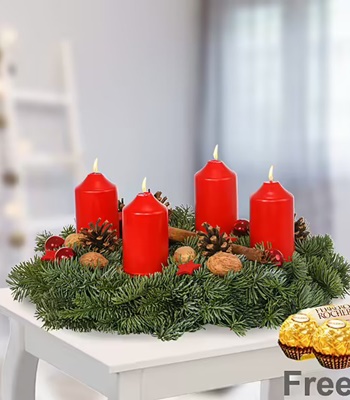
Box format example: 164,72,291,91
7,205,350,341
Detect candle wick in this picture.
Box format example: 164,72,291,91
213,144,219,161
268,165,274,182
148,189,150,193
93,158,99,173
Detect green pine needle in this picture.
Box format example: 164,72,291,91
169,205,196,231
6,210,350,341
34,231,53,253
60,225,76,238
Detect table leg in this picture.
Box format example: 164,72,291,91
260,376,284,400
1,319,38,400
105,370,142,400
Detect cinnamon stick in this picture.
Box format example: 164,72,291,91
229,244,263,262
169,226,196,242
169,225,263,262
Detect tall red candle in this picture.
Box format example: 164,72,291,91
250,166,294,260
75,159,119,233
195,145,238,234
123,178,168,275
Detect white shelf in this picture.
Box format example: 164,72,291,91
22,154,79,168
1,41,83,267
27,214,75,232
13,90,69,107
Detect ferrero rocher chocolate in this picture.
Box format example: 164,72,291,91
312,319,350,369
313,319,350,355
279,303,350,364
280,314,318,347
278,313,318,360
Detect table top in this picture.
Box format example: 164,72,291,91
0,287,281,373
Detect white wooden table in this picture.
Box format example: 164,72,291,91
0,288,323,400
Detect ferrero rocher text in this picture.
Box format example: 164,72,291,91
300,304,350,324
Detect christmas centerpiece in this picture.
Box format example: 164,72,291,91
6,148,350,344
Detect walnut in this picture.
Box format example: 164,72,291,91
207,251,242,276
79,252,108,269
64,233,84,248
173,246,197,264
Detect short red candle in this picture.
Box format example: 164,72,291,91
195,146,238,234
75,160,119,233
123,187,168,275
250,168,294,260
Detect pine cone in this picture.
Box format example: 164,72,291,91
295,216,310,241
80,219,120,254
198,223,230,257
154,191,172,217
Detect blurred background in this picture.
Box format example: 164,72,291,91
1,0,350,284
0,0,350,398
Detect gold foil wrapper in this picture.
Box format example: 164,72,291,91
279,313,318,348
279,304,350,365
312,319,350,356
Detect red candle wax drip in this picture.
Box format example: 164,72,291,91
195,157,238,235
250,172,294,260
75,163,119,234
123,191,168,275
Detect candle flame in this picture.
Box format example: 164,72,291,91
213,144,219,160
93,158,99,173
268,165,274,182
142,177,147,193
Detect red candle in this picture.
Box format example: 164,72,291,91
75,159,119,233
195,145,238,234
123,178,168,275
250,166,294,260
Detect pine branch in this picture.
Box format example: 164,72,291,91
34,231,53,253
283,253,310,283
60,225,76,238
169,205,195,232
183,235,200,249
235,235,250,247
7,209,350,341
296,235,334,259
308,256,344,298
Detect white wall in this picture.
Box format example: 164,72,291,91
1,0,201,208
0,0,202,296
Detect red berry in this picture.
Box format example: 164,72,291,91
232,219,250,237
45,236,65,251
265,248,284,267
55,247,76,262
